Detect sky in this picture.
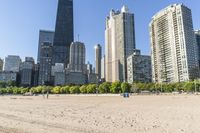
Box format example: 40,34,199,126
0,0,199,65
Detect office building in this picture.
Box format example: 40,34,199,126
150,4,199,83
38,42,53,85
4,55,21,72
65,72,87,85
0,58,3,71
195,30,200,67
68,42,86,72
95,44,102,79
20,57,35,86
33,63,39,86
52,63,65,86
127,50,152,83
101,56,105,80
0,71,17,83
37,30,54,63
86,62,93,74
52,0,74,66
105,5,136,82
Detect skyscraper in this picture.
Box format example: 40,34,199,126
101,56,105,80
37,30,54,63
127,50,152,83
38,42,53,85
105,6,136,82
0,58,3,71
52,0,74,66
195,30,200,67
68,42,86,72
95,44,102,79
20,57,35,87
4,55,21,72
150,4,199,83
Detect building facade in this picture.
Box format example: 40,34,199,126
95,44,102,79
0,58,3,71
68,42,86,73
101,56,105,81
4,55,21,72
20,57,35,86
127,50,152,83
37,30,54,63
52,0,74,66
38,42,53,85
195,30,200,67
105,6,136,82
0,71,17,83
150,4,199,83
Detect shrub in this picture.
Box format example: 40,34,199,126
110,81,121,93
69,86,80,94
121,82,131,93
86,84,97,94
60,86,70,94
80,85,87,94
52,86,61,94
98,82,110,93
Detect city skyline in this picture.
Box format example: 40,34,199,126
0,0,200,65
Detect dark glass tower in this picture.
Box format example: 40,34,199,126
52,0,74,66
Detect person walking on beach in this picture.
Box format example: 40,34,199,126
46,91,49,99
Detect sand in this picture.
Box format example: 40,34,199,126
0,94,200,133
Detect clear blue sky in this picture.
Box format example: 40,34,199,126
0,0,199,65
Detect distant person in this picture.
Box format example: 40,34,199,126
47,91,49,99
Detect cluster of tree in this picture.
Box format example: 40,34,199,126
0,81,199,95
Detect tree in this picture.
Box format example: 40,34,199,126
183,82,194,92
86,84,97,94
52,86,61,94
121,82,131,93
110,81,121,93
60,86,70,94
20,88,29,94
69,86,80,94
98,82,110,93
13,87,21,94
80,85,87,94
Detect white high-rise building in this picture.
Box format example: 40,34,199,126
4,55,22,72
150,4,199,83
105,5,136,82
101,56,105,80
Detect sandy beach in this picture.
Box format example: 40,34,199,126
0,94,200,133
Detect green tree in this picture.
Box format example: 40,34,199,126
20,88,29,94
60,86,70,94
86,84,97,94
13,87,21,94
121,82,131,93
69,86,80,94
110,81,121,93
80,85,87,94
183,82,194,92
98,82,110,93
52,86,61,94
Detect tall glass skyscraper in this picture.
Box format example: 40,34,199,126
52,0,74,66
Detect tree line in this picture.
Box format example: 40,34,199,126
0,81,200,95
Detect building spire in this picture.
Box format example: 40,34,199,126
121,5,129,13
